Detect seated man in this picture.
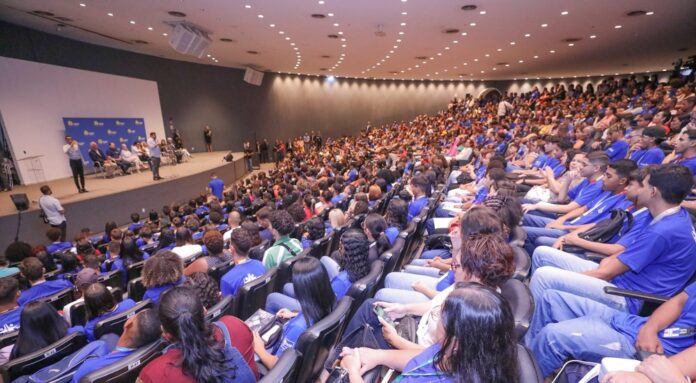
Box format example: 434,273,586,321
88,142,117,178
407,175,430,222
630,127,666,167
70,308,161,383
221,227,266,297
526,164,696,344
262,210,302,269
0,277,21,334
106,142,133,174
45,227,72,255
17,257,74,306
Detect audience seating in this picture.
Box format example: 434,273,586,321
0,332,88,382
511,245,532,281
258,348,301,383
294,296,353,383
310,235,333,259
69,300,88,327
0,330,18,350
377,233,407,289
93,299,153,340
327,222,351,255
603,269,696,317
346,260,384,319
208,260,235,283
500,278,534,341
98,269,123,289
126,277,146,302
205,295,235,323
516,343,544,383
234,267,278,320
276,250,310,290
80,340,167,383
125,261,145,282
248,239,271,261
40,286,75,311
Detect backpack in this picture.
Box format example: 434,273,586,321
14,340,109,383
563,209,634,254
212,321,257,383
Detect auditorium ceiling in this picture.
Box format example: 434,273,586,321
1,0,695,81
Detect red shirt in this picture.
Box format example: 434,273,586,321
139,315,259,382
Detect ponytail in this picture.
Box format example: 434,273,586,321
375,232,391,254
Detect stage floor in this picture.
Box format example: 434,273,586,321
0,151,244,217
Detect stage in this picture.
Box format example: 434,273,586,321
0,151,259,248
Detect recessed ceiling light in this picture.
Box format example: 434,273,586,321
561,11,569,15
549,50,555,53
444,47,450,50
518,60,524,63
646,11,654,15
107,12,113,16
614,25,622,29
79,3,86,7
244,4,251,9
461,32,467,36
401,22,406,26
533,55,539,58
257,14,264,18
568,43,574,46
510,41,516,45
147,26,153,31
396,39,402,42
279,31,285,34
398,31,404,35
590,34,596,38
285,36,291,40
453,40,459,44
497,48,502,51
129,20,135,24
318,0,325,4
541,23,548,27
524,33,531,37
484,53,490,57
337,31,343,35
401,0,407,2
290,42,295,45
480,10,486,14
505,64,510,67
473,58,478,62
327,13,334,16
162,33,168,36
333,23,339,27
401,11,407,15
469,22,476,26
437,53,442,56
270,24,276,27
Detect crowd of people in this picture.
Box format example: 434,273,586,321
0,74,695,382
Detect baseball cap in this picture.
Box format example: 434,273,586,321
75,268,99,290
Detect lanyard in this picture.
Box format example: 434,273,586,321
394,357,449,381
650,206,681,226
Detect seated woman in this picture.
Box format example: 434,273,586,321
382,207,508,304
362,213,392,263
155,227,176,253
120,143,145,172
9,301,83,360
57,251,82,280
142,251,186,304
384,199,408,245
338,283,518,382
326,208,346,234
300,217,326,249
367,184,382,207
340,210,514,352
183,272,221,309
171,228,203,261
84,283,136,341
265,229,369,313
253,257,336,370
184,231,230,275
138,286,258,383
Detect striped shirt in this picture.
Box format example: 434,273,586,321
262,236,302,269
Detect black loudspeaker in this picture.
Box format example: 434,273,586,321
224,152,234,162
10,193,29,211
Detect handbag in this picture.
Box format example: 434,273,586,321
563,209,633,254
396,315,418,343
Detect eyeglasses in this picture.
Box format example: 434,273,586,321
450,262,461,271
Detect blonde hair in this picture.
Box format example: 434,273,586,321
328,209,346,229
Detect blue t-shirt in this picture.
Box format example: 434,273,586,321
385,227,399,246
397,343,454,383
631,147,665,167
331,271,352,300
85,299,137,341
220,259,266,297
611,282,696,355
260,228,274,242
532,154,549,169
347,168,358,182
436,271,455,292
568,193,632,225
0,307,21,335
143,277,186,304
128,222,143,232
274,313,309,357
18,279,74,306
544,157,566,178
71,348,132,383
300,238,313,249
613,208,696,314
408,196,428,222
47,242,72,254
606,140,629,162
209,178,225,200
672,155,696,176
567,179,589,201
614,208,651,247
574,180,606,207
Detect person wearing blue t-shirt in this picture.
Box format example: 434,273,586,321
220,229,266,297
253,257,337,370
669,128,696,176
207,172,225,201
0,278,21,335
83,283,137,341
630,126,666,167
17,257,74,307
141,251,186,304
407,175,430,222
71,308,162,383
531,282,696,376
526,164,696,346
605,125,629,162
45,227,72,255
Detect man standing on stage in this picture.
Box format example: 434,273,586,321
38,185,67,242
63,136,87,193
148,132,162,181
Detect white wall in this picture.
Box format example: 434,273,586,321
0,57,165,184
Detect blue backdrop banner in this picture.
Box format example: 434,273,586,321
63,117,147,168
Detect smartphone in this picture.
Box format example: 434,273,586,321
373,306,395,327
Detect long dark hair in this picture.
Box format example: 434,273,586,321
11,301,69,359
292,257,336,327
120,237,145,266
435,282,518,382
84,283,116,320
159,286,236,383
385,199,408,230
363,213,390,254
339,229,370,282
157,228,176,251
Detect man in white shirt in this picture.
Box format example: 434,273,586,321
63,136,87,193
38,185,67,241
147,132,162,181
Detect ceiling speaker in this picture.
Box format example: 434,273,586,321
169,23,211,58
244,67,264,86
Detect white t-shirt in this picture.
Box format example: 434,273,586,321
172,244,202,261
416,285,454,347
39,195,66,225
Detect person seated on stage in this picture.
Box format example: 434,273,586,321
0,277,21,335
106,142,133,174
120,143,145,172
131,140,150,163
160,138,181,164
45,227,72,255
70,308,161,383
184,231,230,276
83,283,136,341
171,228,203,262
17,257,74,306
142,251,186,304
88,142,117,178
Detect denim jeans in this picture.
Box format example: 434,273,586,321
373,272,438,304
404,265,442,277
265,292,301,313
529,290,636,376
522,214,568,255
531,246,598,274
341,298,392,350
321,256,340,281
419,249,451,260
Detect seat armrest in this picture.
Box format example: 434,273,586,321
603,286,669,304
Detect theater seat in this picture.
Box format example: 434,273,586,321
208,260,235,283
0,330,18,350
511,245,531,281
516,343,544,383
127,277,146,302
126,260,145,282
234,267,278,320
258,348,301,383
276,250,310,290
378,233,407,289
309,235,332,258
98,269,123,289
500,279,534,340
294,296,353,383
327,222,351,255
0,332,87,382
93,300,153,340
80,339,166,383
510,226,528,247
248,239,271,261
205,295,235,322
39,286,75,311
346,260,384,318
